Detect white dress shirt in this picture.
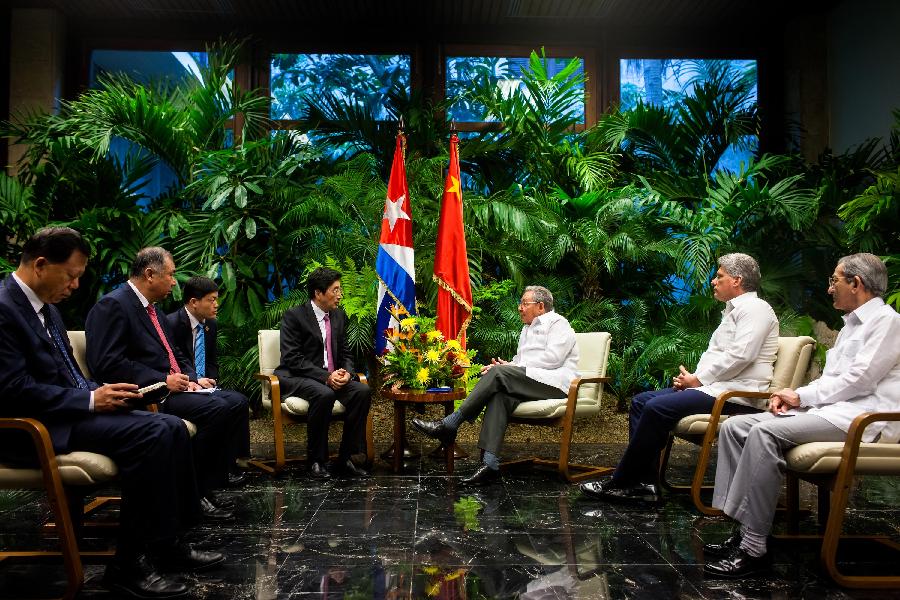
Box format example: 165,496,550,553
310,301,329,369
694,291,779,408
185,307,202,350
511,311,579,393
794,297,900,442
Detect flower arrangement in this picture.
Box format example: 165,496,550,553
380,307,476,390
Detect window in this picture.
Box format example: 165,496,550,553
446,54,586,124
270,53,411,122
90,50,211,89
89,50,217,202
620,58,758,173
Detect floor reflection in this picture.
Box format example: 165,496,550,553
1,442,898,598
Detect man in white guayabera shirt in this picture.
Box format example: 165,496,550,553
704,253,900,579
581,253,779,504
412,285,578,486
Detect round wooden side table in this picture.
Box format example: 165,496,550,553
381,387,467,474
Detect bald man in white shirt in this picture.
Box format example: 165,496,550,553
412,285,579,486
704,253,900,578
582,253,779,504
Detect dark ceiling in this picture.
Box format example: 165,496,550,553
10,0,831,30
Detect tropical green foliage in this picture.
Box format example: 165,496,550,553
1,42,897,409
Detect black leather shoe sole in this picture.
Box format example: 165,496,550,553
703,534,742,559
102,573,189,599
461,466,502,486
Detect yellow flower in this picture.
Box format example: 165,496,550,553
426,330,444,341
416,367,430,385
425,349,440,363
446,339,462,351
400,317,417,329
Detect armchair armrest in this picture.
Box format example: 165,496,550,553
563,376,610,416
0,417,57,471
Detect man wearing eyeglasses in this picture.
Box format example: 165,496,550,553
703,253,900,578
581,253,779,504
412,285,579,485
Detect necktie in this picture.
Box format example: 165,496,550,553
323,313,335,372
41,306,89,390
194,323,206,378
146,304,181,374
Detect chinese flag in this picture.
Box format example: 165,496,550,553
433,133,473,348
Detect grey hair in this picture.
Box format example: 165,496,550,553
838,253,888,297
524,285,554,311
717,253,761,292
130,246,173,278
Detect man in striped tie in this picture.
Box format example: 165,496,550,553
167,276,250,486
86,247,248,522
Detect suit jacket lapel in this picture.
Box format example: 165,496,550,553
4,277,53,348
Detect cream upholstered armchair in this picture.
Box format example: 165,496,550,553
503,331,613,482
0,331,117,600
659,335,816,514
782,411,900,588
248,329,375,474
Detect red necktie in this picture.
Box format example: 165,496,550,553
324,313,335,372
146,304,181,374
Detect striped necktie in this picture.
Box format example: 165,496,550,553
194,323,206,378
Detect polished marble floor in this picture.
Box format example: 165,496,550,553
2,442,899,599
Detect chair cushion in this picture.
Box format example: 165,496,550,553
283,397,346,417
0,451,118,488
769,336,816,391
786,442,900,475
673,414,733,436
512,398,600,420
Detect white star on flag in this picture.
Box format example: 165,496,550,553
383,193,411,232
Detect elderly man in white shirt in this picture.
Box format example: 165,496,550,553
703,253,900,578
582,253,778,504
412,285,578,485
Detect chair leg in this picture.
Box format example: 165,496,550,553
658,435,677,491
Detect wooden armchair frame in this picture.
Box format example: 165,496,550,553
503,375,613,482
0,418,114,600
783,411,900,589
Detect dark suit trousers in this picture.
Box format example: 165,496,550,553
611,387,759,486
161,390,247,495
456,365,564,456
67,410,198,554
287,378,371,464
217,388,251,460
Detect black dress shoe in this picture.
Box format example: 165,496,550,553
580,479,615,499
580,480,661,504
461,464,502,486
703,533,742,559
331,458,368,478
199,495,234,521
155,542,226,572
227,471,247,487
309,461,331,480
207,492,235,511
103,554,189,598
704,547,771,578
411,418,457,445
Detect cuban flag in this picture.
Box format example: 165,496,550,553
375,132,416,354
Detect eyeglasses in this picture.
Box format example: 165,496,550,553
518,301,540,307
827,276,852,288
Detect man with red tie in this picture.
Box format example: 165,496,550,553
274,267,371,479
86,247,247,520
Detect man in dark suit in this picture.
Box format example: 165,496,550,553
166,276,250,484
274,267,371,478
0,227,222,598
86,247,248,519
